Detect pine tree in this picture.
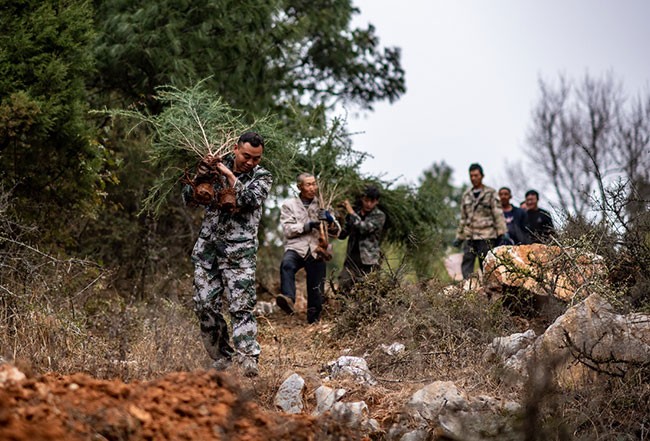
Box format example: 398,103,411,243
0,0,104,237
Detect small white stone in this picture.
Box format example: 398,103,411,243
274,373,305,414
380,342,405,355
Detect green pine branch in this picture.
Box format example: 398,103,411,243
95,81,295,216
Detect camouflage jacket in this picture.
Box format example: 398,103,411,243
339,207,386,266
183,155,273,270
456,185,507,240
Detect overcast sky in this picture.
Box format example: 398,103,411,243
343,0,650,202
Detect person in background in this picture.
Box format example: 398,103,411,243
277,173,340,324
523,189,555,243
338,185,386,294
182,132,272,377
453,163,508,279
498,187,529,245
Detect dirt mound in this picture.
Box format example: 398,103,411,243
0,368,327,441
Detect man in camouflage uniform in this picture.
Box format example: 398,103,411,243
338,185,386,293
182,132,272,377
453,163,507,280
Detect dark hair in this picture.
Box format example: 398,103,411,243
525,189,539,199
363,185,381,200
469,163,484,176
238,131,264,148
498,186,511,194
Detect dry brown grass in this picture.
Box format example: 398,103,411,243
1,265,206,381
332,271,514,380
517,357,649,441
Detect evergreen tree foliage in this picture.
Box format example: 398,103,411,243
288,116,368,205
411,162,462,278
0,0,409,294
330,162,461,281
378,163,458,280
0,0,105,235
91,0,405,116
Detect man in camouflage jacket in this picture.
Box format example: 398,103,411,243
338,185,386,294
182,132,272,377
453,163,507,280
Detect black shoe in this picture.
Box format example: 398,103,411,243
211,357,232,371
276,294,295,315
240,357,259,377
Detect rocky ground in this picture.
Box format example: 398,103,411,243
2,245,648,440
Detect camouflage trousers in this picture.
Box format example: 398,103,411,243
193,265,260,361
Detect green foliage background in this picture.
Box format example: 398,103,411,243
1,0,461,296
0,0,108,240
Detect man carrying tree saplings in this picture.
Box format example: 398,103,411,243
338,185,386,295
277,173,340,324
182,131,272,377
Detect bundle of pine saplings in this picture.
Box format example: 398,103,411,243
103,82,284,216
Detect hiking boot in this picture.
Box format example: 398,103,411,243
276,294,295,315
239,357,259,377
211,357,232,371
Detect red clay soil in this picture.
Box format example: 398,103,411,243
0,368,332,441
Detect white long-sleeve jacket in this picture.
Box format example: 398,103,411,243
280,197,340,259
280,197,321,259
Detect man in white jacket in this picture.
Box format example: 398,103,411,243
277,173,339,323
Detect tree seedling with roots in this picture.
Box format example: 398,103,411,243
184,153,236,211
312,180,346,261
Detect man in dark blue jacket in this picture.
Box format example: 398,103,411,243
498,187,529,245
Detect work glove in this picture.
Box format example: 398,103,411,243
498,232,513,246
452,238,463,248
304,221,322,232
317,209,334,223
